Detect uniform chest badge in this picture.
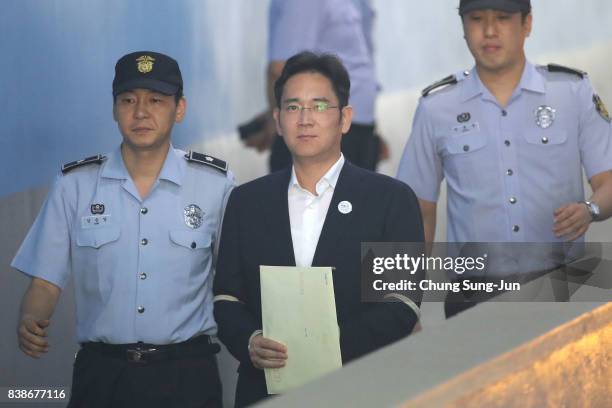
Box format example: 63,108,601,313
535,105,556,129
90,203,105,215
593,94,611,123
184,204,204,229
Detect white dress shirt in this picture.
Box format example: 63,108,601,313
288,155,345,267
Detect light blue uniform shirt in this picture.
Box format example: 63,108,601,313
12,146,235,344
269,0,378,124
397,62,612,244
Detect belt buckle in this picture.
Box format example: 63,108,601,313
126,347,156,363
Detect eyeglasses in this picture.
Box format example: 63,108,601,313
282,101,340,114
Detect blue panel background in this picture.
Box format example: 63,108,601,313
2,0,612,197
0,0,269,197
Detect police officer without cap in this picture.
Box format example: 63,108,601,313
12,51,234,407
397,0,612,313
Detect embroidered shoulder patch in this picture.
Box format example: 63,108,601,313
594,94,611,123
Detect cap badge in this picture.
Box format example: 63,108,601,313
535,105,556,129
136,55,155,74
184,204,204,229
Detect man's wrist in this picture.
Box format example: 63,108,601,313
581,200,600,221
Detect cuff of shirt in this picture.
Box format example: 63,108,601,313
248,329,263,352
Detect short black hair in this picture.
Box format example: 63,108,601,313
274,51,350,109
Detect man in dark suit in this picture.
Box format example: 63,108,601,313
213,52,424,407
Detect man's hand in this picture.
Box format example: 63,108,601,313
18,316,50,358
242,111,277,152
16,277,60,359
553,202,591,241
249,334,288,369
377,135,390,162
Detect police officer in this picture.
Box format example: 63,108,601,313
12,51,234,407
397,0,612,313
242,0,385,172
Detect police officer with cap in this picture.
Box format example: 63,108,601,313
12,51,234,407
397,0,612,315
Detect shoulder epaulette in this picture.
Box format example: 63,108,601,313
61,154,106,174
184,151,227,173
422,74,458,97
546,63,586,79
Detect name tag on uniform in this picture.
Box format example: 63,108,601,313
81,215,112,229
452,122,480,135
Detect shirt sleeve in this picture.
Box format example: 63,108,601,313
577,78,612,179
213,189,260,366
213,170,236,263
268,0,326,61
11,174,73,290
396,100,444,202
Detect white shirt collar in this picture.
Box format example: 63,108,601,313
289,154,345,195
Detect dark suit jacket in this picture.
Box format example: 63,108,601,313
213,162,424,407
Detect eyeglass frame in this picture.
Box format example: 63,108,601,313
280,100,342,115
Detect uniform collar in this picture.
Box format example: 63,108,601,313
460,67,484,102
289,154,345,195
461,61,545,102
517,61,546,94
101,144,184,186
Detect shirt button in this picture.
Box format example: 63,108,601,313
137,306,145,313
502,110,508,116
541,137,549,144
463,145,470,152
507,169,514,176
191,242,197,249
504,140,511,147
139,272,147,280
512,225,520,232
140,238,148,246
509,197,517,204
140,207,148,214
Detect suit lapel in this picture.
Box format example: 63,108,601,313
261,168,296,266
312,162,365,266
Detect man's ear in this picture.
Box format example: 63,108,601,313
273,107,282,136
340,105,353,134
524,13,533,38
175,97,187,123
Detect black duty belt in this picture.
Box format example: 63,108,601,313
81,335,221,364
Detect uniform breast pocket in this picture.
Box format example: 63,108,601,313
169,230,213,282
439,132,491,188
523,130,568,146
441,132,488,156
523,130,570,163
73,225,121,293
76,226,121,248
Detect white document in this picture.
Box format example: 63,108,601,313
260,265,342,394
